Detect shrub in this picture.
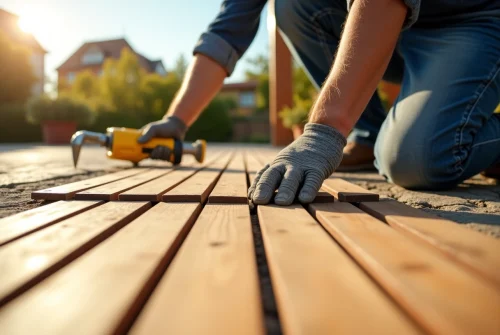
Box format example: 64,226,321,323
26,96,96,126
279,98,311,129
185,98,233,142
0,104,42,142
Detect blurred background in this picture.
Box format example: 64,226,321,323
0,0,409,145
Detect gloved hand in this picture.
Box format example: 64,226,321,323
137,116,187,160
248,123,346,205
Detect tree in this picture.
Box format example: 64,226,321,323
0,31,37,103
140,72,181,118
100,48,143,113
71,70,100,100
173,54,188,80
245,54,317,112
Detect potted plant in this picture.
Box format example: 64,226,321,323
26,96,95,144
279,98,312,139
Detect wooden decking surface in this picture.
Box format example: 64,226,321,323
1,147,499,334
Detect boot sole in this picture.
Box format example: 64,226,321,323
335,163,377,172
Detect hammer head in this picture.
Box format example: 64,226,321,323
70,130,108,167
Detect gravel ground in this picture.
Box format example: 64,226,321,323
0,171,108,219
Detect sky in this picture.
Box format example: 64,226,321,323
0,0,270,92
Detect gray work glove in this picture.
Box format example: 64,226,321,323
248,123,346,205
137,116,187,160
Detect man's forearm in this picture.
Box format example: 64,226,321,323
165,54,227,126
309,0,408,137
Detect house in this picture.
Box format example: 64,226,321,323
219,80,259,116
0,8,47,96
57,38,167,87
218,80,270,142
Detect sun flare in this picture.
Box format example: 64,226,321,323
16,8,59,46
18,12,36,34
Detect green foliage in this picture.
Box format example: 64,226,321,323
279,97,312,129
173,54,188,80
245,54,317,119
140,73,181,119
245,55,270,111
62,49,183,131
0,104,42,142
26,96,96,126
71,70,100,100
185,98,233,142
99,48,143,113
0,31,37,104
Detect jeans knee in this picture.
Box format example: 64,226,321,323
375,143,461,190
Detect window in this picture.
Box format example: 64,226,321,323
67,72,76,83
82,51,104,65
239,91,256,107
155,63,166,76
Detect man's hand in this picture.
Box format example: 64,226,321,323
137,116,187,160
248,123,346,205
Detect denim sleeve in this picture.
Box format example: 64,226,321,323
347,0,420,29
193,0,268,76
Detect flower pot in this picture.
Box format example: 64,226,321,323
41,121,77,144
292,124,304,140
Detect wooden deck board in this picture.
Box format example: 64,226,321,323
0,203,200,334
119,165,199,201
31,168,146,200
130,204,264,335
75,169,172,201
0,201,150,305
360,199,500,288
309,202,500,335
322,178,379,202
245,152,265,186
162,153,232,203
209,153,247,203
0,200,102,247
257,205,420,335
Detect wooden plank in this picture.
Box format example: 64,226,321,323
75,169,172,200
268,0,294,146
119,156,218,201
360,199,500,288
322,178,379,202
257,205,420,335
162,154,232,203
0,200,102,247
0,203,201,334
245,152,265,186
209,154,247,203
0,201,150,306
130,204,264,335
31,168,146,200
309,202,500,335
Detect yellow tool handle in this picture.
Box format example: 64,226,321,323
106,127,176,163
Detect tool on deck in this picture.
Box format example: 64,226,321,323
70,127,206,167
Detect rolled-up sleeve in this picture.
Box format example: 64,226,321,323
193,0,268,76
347,0,421,29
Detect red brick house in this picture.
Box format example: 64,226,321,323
0,9,47,96
57,38,166,88
219,80,258,116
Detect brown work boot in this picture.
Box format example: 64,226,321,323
481,162,500,179
336,142,376,172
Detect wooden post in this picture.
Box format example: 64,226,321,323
268,0,294,146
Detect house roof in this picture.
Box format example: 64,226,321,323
0,8,47,53
56,37,164,73
221,80,259,92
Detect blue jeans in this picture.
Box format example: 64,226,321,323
275,0,500,189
